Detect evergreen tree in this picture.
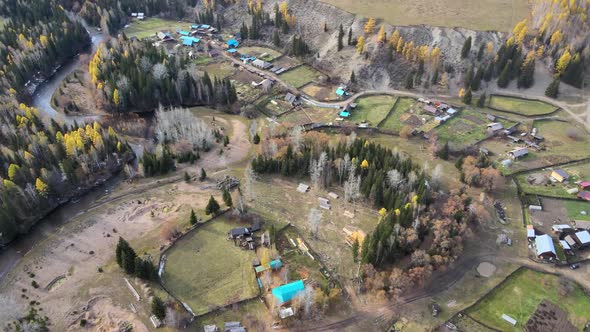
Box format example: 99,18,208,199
461,36,472,58
497,62,511,88
184,171,191,183
463,88,473,105
190,209,198,225
151,296,166,321
350,71,356,84
205,196,221,215
253,133,261,144
545,79,560,98
405,72,414,89
348,27,353,45
438,142,450,160
352,238,359,262
477,93,487,108
200,168,207,181
337,24,344,51
273,30,281,47
222,189,233,207
477,43,485,61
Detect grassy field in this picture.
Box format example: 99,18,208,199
435,108,510,148
125,18,190,39
378,97,414,133
202,61,236,78
564,200,590,221
238,46,282,61
467,268,590,331
319,0,529,31
348,95,396,125
279,65,325,88
489,96,558,116
161,216,259,315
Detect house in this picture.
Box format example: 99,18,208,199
252,59,272,69
446,108,458,116
550,169,569,183
575,230,590,248
296,183,310,193
227,48,238,55
203,325,218,332
226,38,239,48
272,280,305,304
508,147,529,159
251,78,272,91
285,93,299,106
157,32,174,42
575,220,590,230
535,234,556,259
551,224,572,233
526,225,535,239
177,30,190,36
137,13,145,20
578,191,590,202
336,87,348,97
579,181,590,190
560,240,572,251
318,197,331,210
423,105,438,115
229,227,251,239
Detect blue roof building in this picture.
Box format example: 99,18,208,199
227,48,238,53
182,39,194,46
339,111,350,118
272,280,305,303
535,234,556,258
201,24,211,29
336,88,348,96
191,24,200,29
177,30,190,36
270,259,282,270
227,38,239,48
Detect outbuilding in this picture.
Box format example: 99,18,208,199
550,169,569,183
578,191,590,202
272,280,305,304
575,230,590,248
509,147,529,159
487,123,504,132
226,38,239,48
579,181,590,190
535,234,556,259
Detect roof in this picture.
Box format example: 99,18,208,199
226,38,239,47
552,224,572,231
336,88,347,96
272,280,305,303
255,265,268,273
578,191,590,201
285,93,298,104
487,122,504,131
178,30,190,36
509,147,529,158
203,325,218,332
501,314,517,326
565,235,577,246
182,39,194,46
297,183,309,193
575,230,590,244
446,108,458,115
270,259,282,269
279,307,294,319
552,169,569,179
535,234,556,256
575,220,590,229
560,240,571,250
423,105,438,114
227,48,238,53
579,181,590,188
191,24,200,29
339,111,350,117
201,24,211,29
229,227,250,237
527,228,535,238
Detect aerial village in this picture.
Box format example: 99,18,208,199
2,0,590,332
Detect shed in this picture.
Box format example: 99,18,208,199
578,191,590,202
204,325,218,332
423,105,438,115
551,169,569,183
297,183,310,193
182,38,195,46
252,59,272,69
279,307,295,319
272,280,305,304
157,32,174,42
501,314,517,326
486,114,496,121
565,235,578,248
270,259,283,269
336,88,348,96
177,30,190,36
339,111,350,118
535,234,556,259
328,192,339,199
487,123,504,132
579,181,590,189
285,93,299,105
560,240,572,250
551,224,572,233
446,108,458,115
526,225,535,238
226,38,239,48
229,227,250,239
567,188,579,194
227,48,238,54
575,230,590,248
509,147,528,159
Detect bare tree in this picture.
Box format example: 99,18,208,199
309,152,328,189
308,208,322,239
155,106,214,151
387,169,403,189
290,125,304,152
430,164,443,191
152,63,169,81
249,121,258,141
346,131,357,148
243,165,256,201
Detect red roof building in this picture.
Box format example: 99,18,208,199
578,191,590,202
579,181,590,189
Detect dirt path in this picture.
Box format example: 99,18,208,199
199,118,251,170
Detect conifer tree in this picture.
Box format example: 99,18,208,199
205,196,221,215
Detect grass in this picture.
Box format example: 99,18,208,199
279,65,325,88
238,46,282,61
435,108,515,148
564,200,590,221
125,18,190,39
467,268,590,331
378,97,415,133
160,215,259,315
348,95,396,125
489,96,558,116
318,0,529,31
202,61,236,79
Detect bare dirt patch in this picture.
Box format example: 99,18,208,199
525,300,577,332
476,262,497,278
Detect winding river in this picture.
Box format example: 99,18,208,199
0,24,120,281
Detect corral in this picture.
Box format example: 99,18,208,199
378,97,416,133
125,18,190,39
279,65,326,88
347,95,396,125
489,96,558,116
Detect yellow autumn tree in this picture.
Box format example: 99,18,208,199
39,34,49,47
113,88,120,105
556,50,572,75
364,18,376,34
396,36,404,53
536,45,545,57
389,30,400,46
8,164,20,180
512,19,528,44
3,179,16,190
360,159,369,168
458,88,466,98
550,30,563,45
356,36,365,54
378,208,387,218
486,42,494,54
377,25,386,42
35,178,49,196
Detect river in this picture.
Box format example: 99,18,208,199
0,24,119,281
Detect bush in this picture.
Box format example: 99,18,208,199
31,280,39,288
98,267,103,273
80,319,87,327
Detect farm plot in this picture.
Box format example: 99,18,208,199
564,200,590,221
489,96,558,116
435,109,492,148
467,267,590,331
125,18,189,39
202,61,237,79
348,95,396,125
238,46,282,61
378,97,416,133
160,216,259,316
301,83,339,101
279,65,326,88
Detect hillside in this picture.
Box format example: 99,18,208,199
319,0,531,32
